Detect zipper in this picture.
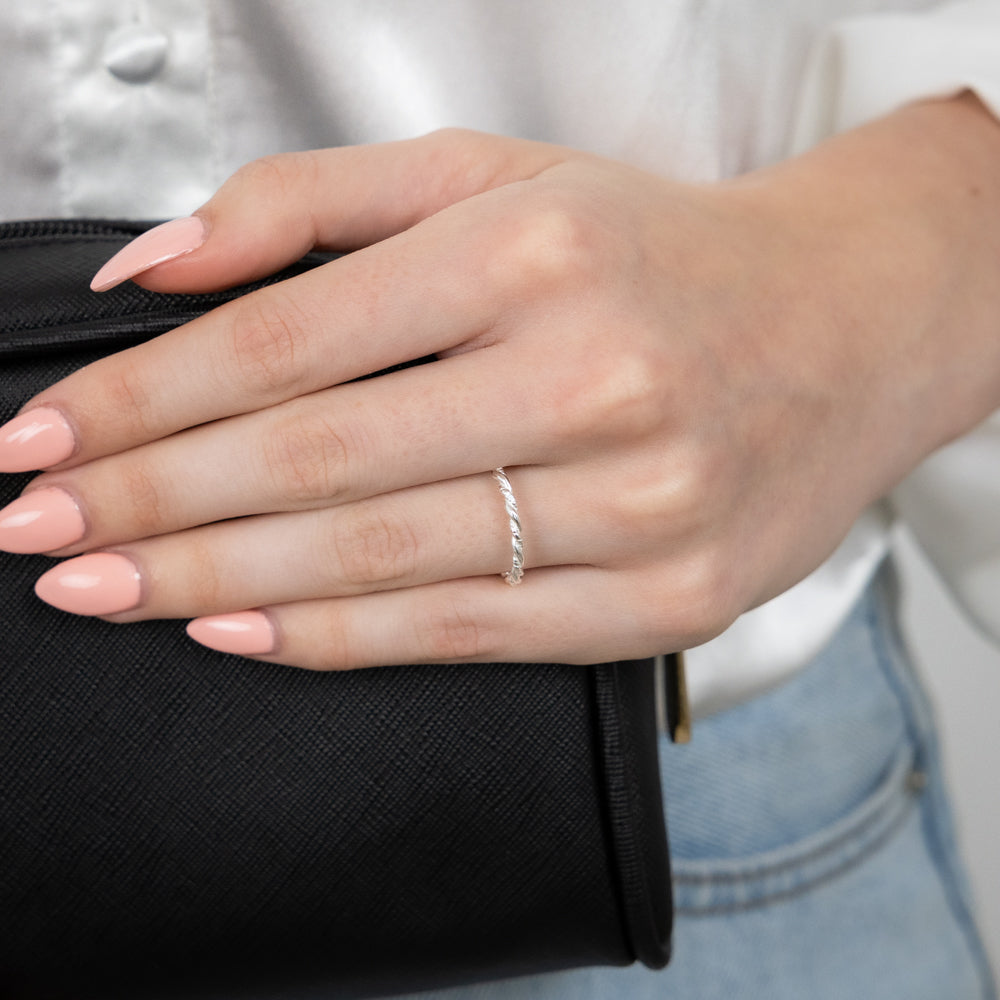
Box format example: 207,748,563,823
0,219,153,241
0,219,335,355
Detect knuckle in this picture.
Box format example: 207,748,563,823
615,465,740,646
417,599,492,661
660,551,737,646
181,547,225,610
535,344,669,463
603,475,671,544
100,361,156,439
549,349,667,446
228,290,310,399
420,128,500,187
305,615,357,671
425,125,480,144
331,508,421,588
624,435,729,537
262,409,354,505
229,152,320,205
116,460,168,537
422,126,482,156
497,198,606,296
662,444,722,523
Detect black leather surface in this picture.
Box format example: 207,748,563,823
0,221,671,999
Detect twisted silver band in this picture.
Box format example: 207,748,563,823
492,467,524,586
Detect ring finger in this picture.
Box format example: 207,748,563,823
31,465,623,621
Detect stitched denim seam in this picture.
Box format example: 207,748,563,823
867,566,999,999
865,571,927,759
671,797,895,886
673,747,913,885
674,787,917,916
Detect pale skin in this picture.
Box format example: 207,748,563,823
4,93,1000,670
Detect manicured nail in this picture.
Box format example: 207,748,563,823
0,487,85,553
0,407,76,472
35,552,141,615
186,611,275,656
90,216,206,292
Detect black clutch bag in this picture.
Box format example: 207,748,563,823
0,220,674,999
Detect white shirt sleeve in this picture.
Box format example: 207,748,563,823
791,0,1000,646
791,0,1000,153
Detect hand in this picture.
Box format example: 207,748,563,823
2,97,1000,669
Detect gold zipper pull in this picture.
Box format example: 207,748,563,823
654,651,692,744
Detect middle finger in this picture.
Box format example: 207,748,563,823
4,348,544,556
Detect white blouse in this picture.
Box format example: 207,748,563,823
2,0,999,715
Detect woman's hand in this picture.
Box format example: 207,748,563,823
2,96,999,669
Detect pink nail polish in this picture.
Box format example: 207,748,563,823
0,407,76,472
35,552,141,615
90,216,206,292
0,487,85,553
186,611,275,656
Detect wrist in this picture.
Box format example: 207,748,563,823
724,94,1000,495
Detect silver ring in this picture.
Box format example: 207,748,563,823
492,467,524,586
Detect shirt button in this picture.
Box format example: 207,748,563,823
103,23,170,84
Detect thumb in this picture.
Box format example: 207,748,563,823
90,130,567,295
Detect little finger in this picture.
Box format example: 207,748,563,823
185,566,676,670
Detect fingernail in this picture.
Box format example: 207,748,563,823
0,487,85,553
35,552,141,615
186,611,275,656
0,407,76,472
90,216,207,292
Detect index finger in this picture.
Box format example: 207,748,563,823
0,133,569,472
0,233,472,469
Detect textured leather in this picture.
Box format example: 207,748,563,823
0,221,671,999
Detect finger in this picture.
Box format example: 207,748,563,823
5,193,524,472
185,567,671,670
95,132,568,294
30,466,630,622
7,348,550,552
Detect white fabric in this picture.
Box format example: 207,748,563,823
1,0,999,715
793,0,1000,152
691,0,1000,714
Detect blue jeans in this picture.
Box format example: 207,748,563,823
400,564,996,999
